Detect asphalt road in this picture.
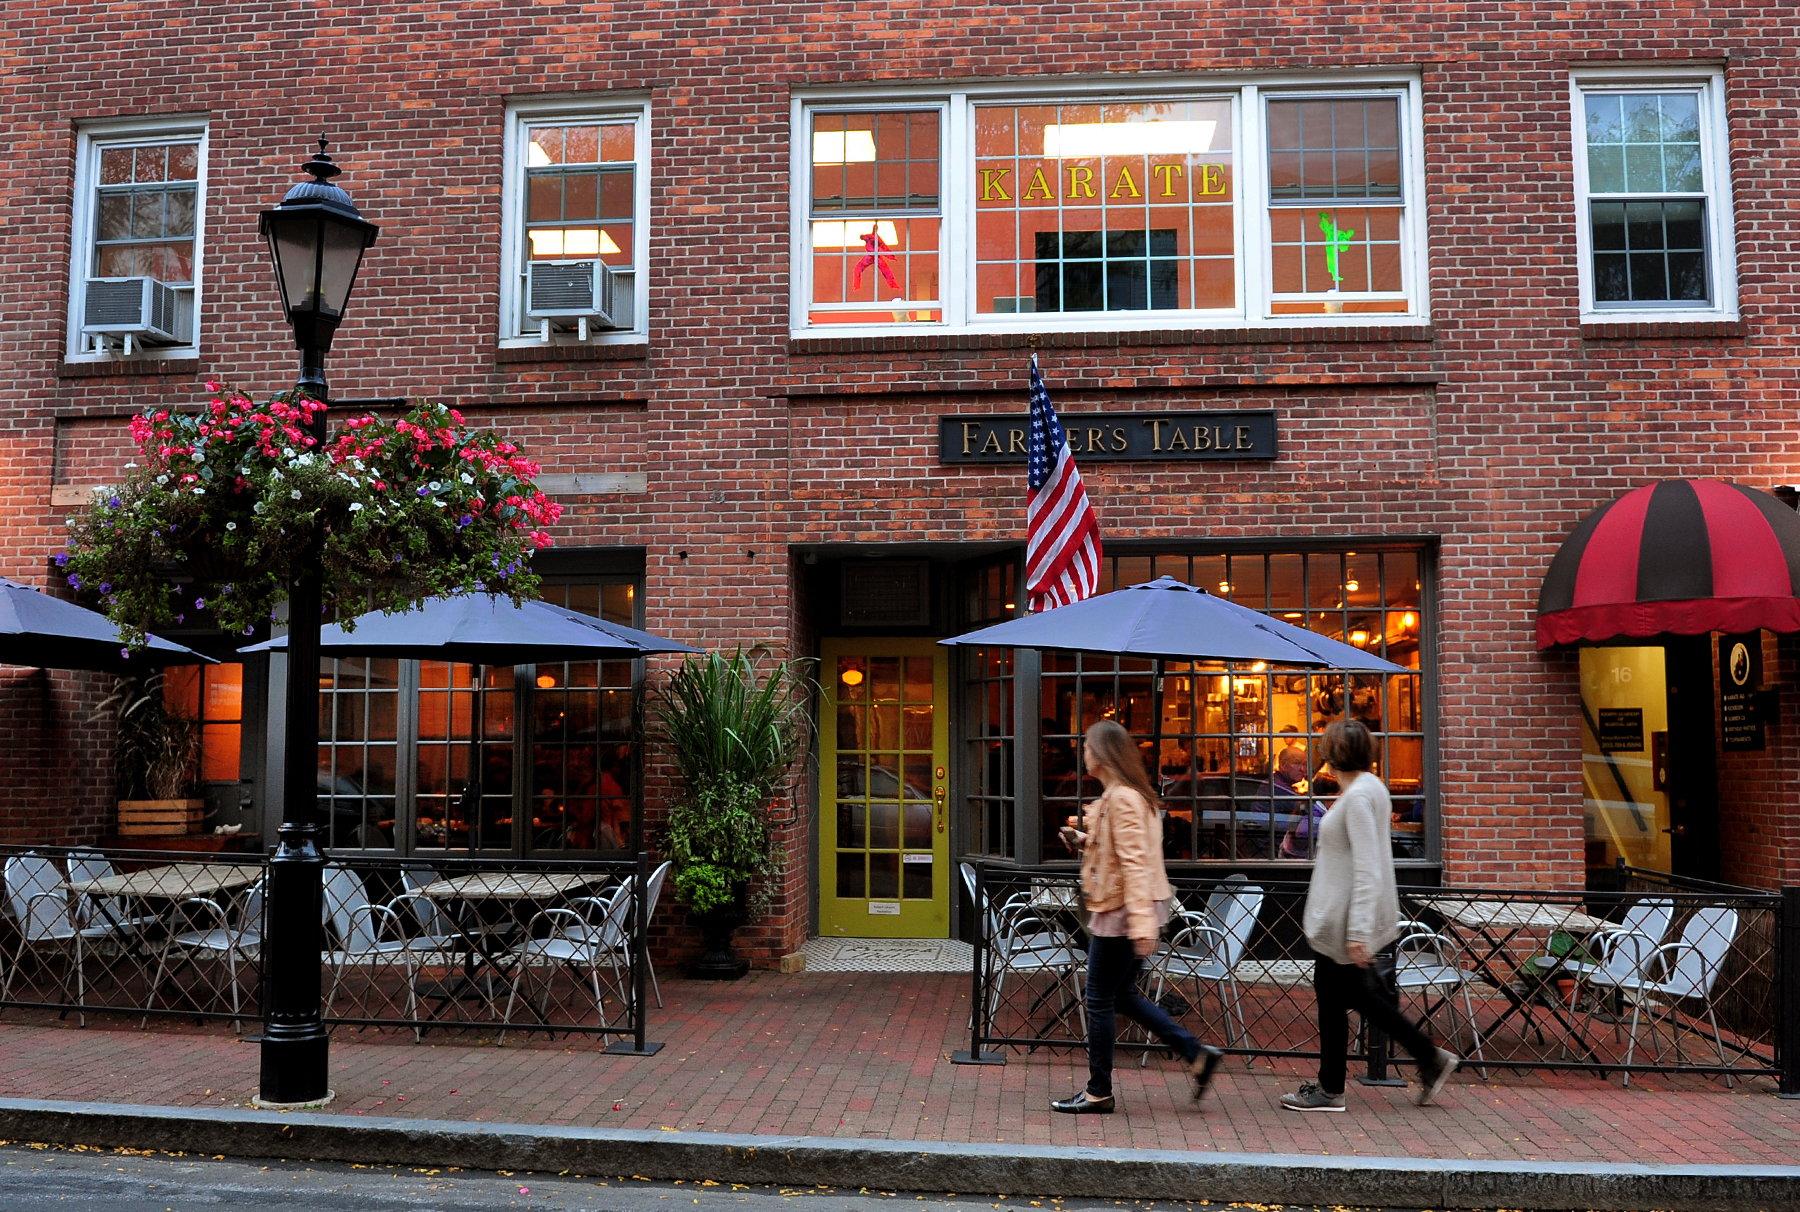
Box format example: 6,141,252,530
0,1143,1439,1212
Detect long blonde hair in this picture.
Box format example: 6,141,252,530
1083,719,1159,807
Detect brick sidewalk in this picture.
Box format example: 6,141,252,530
1,971,1792,1167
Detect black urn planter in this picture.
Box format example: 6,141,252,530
687,901,750,980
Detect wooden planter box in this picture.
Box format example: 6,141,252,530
117,799,206,837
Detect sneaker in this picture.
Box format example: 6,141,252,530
1417,1047,1460,1106
1279,1082,1346,1112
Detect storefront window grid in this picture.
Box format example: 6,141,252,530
791,77,1426,334
958,546,1431,866
312,576,644,856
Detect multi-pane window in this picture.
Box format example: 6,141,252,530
1266,96,1407,314
312,574,644,855
807,110,943,324
317,658,402,849
796,80,1423,333
164,664,243,784
1573,75,1733,317
70,127,206,356
834,655,938,900
502,105,648,341
974,100,1234,314
961,559,1020,860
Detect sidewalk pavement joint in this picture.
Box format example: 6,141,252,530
1,1096,1797,1212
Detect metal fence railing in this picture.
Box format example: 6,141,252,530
0,844,660,1049
956,861,1787,1085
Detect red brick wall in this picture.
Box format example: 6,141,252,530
7,1,1800,955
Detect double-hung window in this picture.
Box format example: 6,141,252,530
793,78,1425,335
1571,70,1735,320
500,100,649,345
68,121,207,359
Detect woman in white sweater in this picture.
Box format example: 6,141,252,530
1281,720,1459,1112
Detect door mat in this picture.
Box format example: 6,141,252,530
800,937,973,973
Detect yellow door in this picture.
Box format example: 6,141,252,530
820,638,950,938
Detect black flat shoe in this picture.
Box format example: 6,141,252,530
1050,1092,1115,1114
1187,1044,1225,1102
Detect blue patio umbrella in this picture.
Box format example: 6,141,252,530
0,578,215,672
940,576,1407,671
239,593,700,664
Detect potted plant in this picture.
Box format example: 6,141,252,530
100,674,204,836
654,649,813,979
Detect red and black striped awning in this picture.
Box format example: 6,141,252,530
1536,479,1800,649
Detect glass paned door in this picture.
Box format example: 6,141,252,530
821,638,950,938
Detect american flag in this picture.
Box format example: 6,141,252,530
1025,355,1103,612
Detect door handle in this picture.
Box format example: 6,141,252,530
934,785,947,833
1663,826,1687,836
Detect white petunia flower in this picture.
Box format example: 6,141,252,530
291,490,302,499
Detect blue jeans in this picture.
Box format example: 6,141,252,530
1084,933,1201,1097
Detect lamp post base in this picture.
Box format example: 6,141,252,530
258,1030,331,1106
250,1088,336,1111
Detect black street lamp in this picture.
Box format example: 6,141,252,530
255,137,378,1107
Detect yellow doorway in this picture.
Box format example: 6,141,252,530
820,638,950,938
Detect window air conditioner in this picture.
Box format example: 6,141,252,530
82,277,190,346
526,259,616,327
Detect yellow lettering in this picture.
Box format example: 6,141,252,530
1152,163,1184,198
1109,165,1141,199
1213,426,1229,451
1067,165,1096,199
1200,164,1227,196
1194,426,1212,451
961,422,980,455
982,430,1003,454
979,168,1011,202
1144,418,1166,451
1086,428,1105,454
1111,427,1127,452
1024,167,1054,201
1009,427,1026,454
1167,425,1190,451
1236,425,1254,450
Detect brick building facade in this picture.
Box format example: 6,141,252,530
4,1,1798,967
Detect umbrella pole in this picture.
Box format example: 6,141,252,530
258,359,331,1107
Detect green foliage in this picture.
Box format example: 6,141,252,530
60,384,563,648
96,673,199,801
654,650,815,918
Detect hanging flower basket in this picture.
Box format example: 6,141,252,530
61,383,563,648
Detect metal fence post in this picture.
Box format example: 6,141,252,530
1357,948,1406,1087
953,860,1005,1065
604,851,663,1056
1781,886,1800,1097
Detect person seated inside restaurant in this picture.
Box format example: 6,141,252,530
1253,743,1328,859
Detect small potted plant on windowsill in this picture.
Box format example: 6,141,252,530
100,673,204,837
654,648,813,979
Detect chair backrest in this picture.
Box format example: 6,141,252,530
321,865,376,952
242,880,266,935
66,849,118,926
1204,873,1249,935
1665,906,1738,999
401,867,452,937
591,882,635,950
1602,897,1673,980
5,853,71,941
642,861,672,924
1214,884,1263,967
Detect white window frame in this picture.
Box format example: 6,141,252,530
66,116,209,363
499,95,651,348
789,73,1427,338
1570,67,1737,323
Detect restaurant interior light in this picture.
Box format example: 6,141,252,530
840,667,865,687
528,229,622,258
1217,580,1231,594
1043,120,1216,159
812,130,878,165
536,673,557,689
1351,630,1369,646
1282,612,1303,619
812,220,900,249
1403,612,1416,628
1345,579,1360,593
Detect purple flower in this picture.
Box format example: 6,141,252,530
459,515,472,527
120,647,130,659
417,487,429,497
99,583,111,594
67,573,80,589
108,496,121,508
194,598,205,610
175,614,185,623
242,626,253,635
53,553,68,567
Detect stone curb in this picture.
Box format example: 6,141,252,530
1,1097,1796,1211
